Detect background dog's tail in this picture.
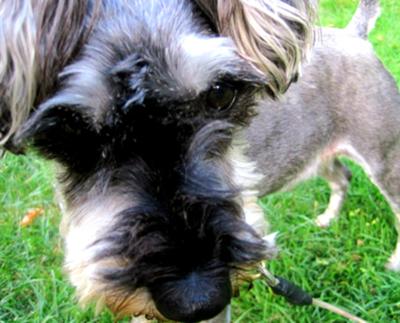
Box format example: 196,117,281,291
346,0,381,38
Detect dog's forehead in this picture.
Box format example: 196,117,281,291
99,0,248,98
157,34,242,96
109,16,246,100
51,0,255,115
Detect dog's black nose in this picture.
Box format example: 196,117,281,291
150,271,231,322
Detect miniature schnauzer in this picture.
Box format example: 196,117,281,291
0,0,315,322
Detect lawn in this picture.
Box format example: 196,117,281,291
1,0,399,322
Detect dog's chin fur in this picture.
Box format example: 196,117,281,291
57,124,274,319
0,0,316,321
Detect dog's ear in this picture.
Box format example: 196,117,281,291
14,104,100,172
195,0,317,97
34,1,101,101
0,1,100,148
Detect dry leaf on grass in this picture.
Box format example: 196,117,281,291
20,208,44,227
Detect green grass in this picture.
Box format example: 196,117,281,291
1,1,399,322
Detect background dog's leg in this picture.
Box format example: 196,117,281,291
385,212,400,271
316,159,352,228
373,143,400,271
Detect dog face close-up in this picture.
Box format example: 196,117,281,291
0,0,315,322
19,8,271,321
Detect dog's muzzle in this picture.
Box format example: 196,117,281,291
149,270,232,322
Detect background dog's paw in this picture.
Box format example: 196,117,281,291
130,317,154,323
130,316,155,323
385,256,400,272
315,212,335,228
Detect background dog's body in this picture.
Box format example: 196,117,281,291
247,0,400,271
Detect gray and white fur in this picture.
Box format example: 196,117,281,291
247,0,400,271
0,1,316,322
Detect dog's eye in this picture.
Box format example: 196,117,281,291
207,83,237,111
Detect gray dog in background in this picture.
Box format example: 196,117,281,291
247,0,400,273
